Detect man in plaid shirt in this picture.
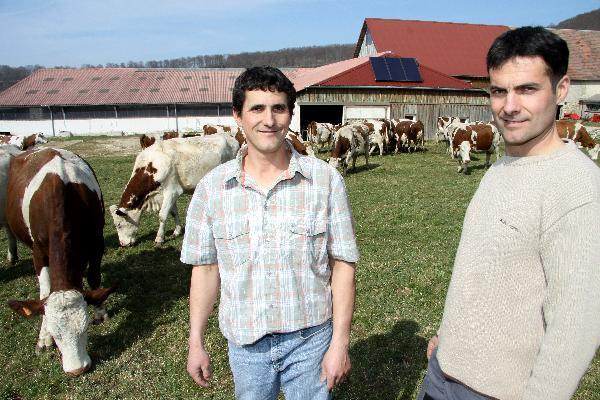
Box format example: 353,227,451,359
181,66,359,399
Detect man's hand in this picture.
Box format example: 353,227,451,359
427,335,439,360
187,344,212,387
320,343,351,391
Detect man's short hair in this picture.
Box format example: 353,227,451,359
232,66,296,115
487,26,569,85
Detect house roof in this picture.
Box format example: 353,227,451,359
0,68,246,107
354,18,510,78
291,53,475,92
550,29,600,80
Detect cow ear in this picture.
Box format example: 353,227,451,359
115,208,127,217
7,299,45,317
83,287,116,306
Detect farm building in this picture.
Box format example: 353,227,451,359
0,19,597,138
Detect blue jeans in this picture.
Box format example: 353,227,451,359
417,348,492,400
228,319,333,400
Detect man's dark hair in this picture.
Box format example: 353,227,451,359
232,66,296,115
487,26,569,86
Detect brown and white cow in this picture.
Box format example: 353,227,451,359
110,133,239,246
0,145,22,264
394,120,425,153
362,119,390,156
329,123,370,175
306,121,336,152
0,133,48,150
6,148,113,376
437,117,469,144
451,123,500,174
556,120,599,160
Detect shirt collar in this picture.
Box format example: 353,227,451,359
223,139,312,186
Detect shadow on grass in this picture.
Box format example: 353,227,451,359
89,244,190,363
349,163,380,174
0,258,35,283
335,320,428,400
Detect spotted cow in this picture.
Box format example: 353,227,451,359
0,133,48,150
111,133,239,246
306,121,336,152
394,120,425,153
450,122,500,174
329,123,370,175
6,148,113,376
556,120,599,160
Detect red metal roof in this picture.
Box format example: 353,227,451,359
0,68,246,107
292,53,474,91
355,19,510,78
551,29,600,80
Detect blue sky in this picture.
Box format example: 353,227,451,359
1,0,597,67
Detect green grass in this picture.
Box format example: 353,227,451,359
0,142,598,399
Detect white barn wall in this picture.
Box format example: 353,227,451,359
563,81,600,115
0,116,237,137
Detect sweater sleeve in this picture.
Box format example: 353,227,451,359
523,201,600,400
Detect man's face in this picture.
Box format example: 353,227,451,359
234,89,291,156
489,56,569,156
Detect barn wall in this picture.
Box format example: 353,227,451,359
298,88,491,140
0,115,237,137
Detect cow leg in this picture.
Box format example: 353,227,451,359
485,152,491,168
368,144,377,155
5,226,17,265
35,258,54,353
156,193,180,245
87,236,109,324
170,206,183,237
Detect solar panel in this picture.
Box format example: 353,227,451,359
370,57,422,82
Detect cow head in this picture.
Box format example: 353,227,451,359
35,133,48,145
109,205,143,247
8,288,113,376
456,141,471,174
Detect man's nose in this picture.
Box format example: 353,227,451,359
263,109,276,126
503,92,520,114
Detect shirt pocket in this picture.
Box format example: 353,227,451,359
212,219,250,269
288,219,328,272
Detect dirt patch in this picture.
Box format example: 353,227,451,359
42,136,141,158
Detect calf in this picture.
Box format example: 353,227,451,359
329,123,370,175
6,148,113,376
111,133,239,246
556,120,599,160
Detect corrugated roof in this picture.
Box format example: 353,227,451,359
550,29,600,80
355,19,510,77
0,68,246,107
292,53,474,91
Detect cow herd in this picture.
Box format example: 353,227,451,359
1,115,598,376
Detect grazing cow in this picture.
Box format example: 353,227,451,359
6,148,113,376
286,131,315,157
437,117,469,144
394,120,425,153
451,123,500,174
362,119,390,156
0,133,47,150
306,121,336,152
110,134,239,246
0,145,22,264
329,123,370,175
202,124,240,136
556,120,599,160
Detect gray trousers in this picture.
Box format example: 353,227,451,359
417,348,493,400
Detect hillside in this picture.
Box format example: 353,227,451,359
551,8,600,30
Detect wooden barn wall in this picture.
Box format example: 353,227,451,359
298,88,493,140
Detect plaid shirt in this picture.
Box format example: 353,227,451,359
181,142,359,345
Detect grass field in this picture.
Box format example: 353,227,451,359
0,140,598,399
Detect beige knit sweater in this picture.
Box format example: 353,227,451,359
437,140,600,400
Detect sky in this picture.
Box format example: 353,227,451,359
1,0,598,68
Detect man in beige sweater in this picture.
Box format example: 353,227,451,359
418,27,600,400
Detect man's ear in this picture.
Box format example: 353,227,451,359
233,109,242,126
555,75,570,104
7,299,45,317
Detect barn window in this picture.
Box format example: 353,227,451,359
202,76,209,79
98,89,109,93
183,76,192,80
138,76,147,80
404,115,415,120
177,104,220,117
78,89,89,94
25,90,39,94
118,106,169,118
149,88,160,92
91,77,101,81
62,77,73,82
129,88,140,93
180,88,190,92
459,117,469,122
46,90,59,94
198,88,208,92
156,76,165,80
64,106,114,119
43,77,55,82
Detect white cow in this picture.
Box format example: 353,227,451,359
110,133,239,246
307,121,336,152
